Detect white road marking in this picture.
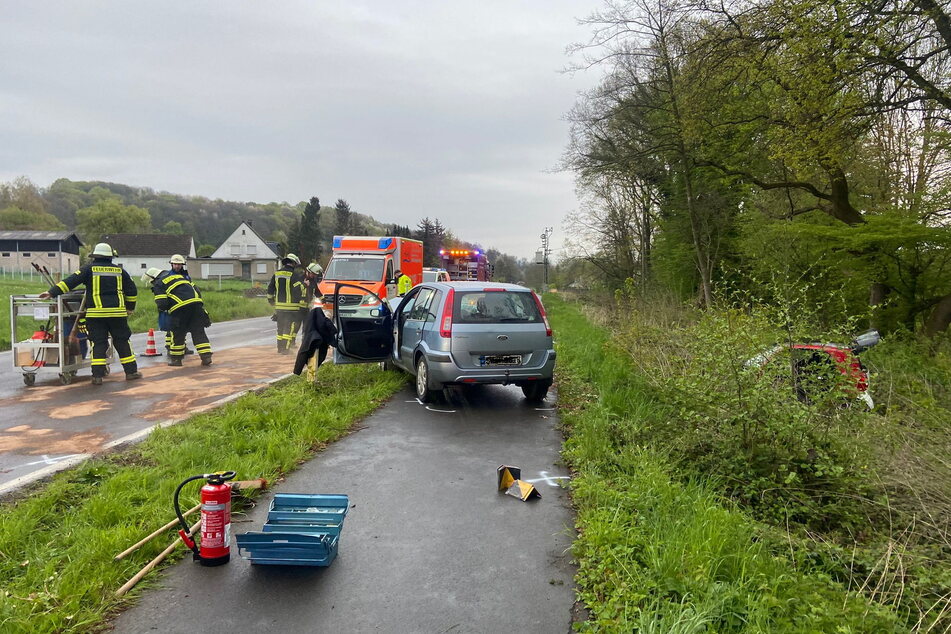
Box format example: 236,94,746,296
24,454,84,467
524,471,570,486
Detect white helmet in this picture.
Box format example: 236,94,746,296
306,263,323,275
169,254,186,265
283,253,301,266
141,267,163,282
92,242,114,257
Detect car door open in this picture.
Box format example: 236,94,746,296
331,282,394,363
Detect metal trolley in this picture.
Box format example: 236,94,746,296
10,292,112,386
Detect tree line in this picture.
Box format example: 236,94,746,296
562,0,951,337
0,177,538,283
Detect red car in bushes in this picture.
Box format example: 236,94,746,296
746,330,881,409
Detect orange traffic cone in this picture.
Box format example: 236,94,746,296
143,328,161,357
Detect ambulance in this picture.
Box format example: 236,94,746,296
315,236,423,315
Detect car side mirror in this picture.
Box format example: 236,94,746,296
851,330,881,353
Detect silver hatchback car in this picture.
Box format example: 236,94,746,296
329,281,556,403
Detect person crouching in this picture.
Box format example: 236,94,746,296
142,267,213,366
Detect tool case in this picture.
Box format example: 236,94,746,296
235,494,349,566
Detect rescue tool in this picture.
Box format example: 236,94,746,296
173,471,236,566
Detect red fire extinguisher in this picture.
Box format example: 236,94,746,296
173,471,236,566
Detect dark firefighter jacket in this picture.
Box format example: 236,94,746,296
151,272,204,314
267,265,306,311
300,307,338,351
49,257,137,318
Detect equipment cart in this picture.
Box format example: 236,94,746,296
10,292,110,386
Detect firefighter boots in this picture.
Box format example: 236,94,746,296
200,353,213,366
168,358,183,367
91,376,103,385
126,371,143,381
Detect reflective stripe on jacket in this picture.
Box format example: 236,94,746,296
267,266,306,311
152,273,203,313
50,259,137,318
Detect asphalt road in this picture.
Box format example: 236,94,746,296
110,383,577,634
0,317,288,495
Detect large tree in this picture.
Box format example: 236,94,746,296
0,206,65,231
287,196,322,264
75,196,152,243
334,199,352,236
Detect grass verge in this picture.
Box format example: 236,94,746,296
0,363,406,633
546,293,903,632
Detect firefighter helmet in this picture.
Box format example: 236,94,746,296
169,254,186,265
283,253,301,266
306,263,323,275
91,243,114,257
141,267,163,282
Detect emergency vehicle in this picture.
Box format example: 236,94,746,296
316,236,423,312
439,247,491,281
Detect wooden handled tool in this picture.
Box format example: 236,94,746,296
116,520,200,597
113,479,267,560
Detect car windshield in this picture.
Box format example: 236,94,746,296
453,291,541,324
324,257,385,282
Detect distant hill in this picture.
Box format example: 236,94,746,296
42,178,388,255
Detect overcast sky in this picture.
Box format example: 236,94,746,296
1,1,603,258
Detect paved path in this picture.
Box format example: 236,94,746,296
110,384,577,634
0,317,291,495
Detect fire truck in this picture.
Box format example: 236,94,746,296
438,247,491,281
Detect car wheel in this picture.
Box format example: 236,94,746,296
415,356,438,403
521,381,551,403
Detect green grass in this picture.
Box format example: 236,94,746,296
0,364,407,633
546,293,902,632
2,279,272,351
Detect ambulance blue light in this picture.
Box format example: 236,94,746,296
378,238,394,249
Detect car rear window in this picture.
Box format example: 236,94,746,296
453,291,541,324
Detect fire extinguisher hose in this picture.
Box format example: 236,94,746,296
173,475,206,556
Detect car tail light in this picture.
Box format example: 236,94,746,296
440,288,455,338
531,291,552,337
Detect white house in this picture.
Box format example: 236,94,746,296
100,234,197,277
203,221,281,281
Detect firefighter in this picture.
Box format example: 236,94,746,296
302,262,323,305
396,269,412,296
142,267,213,366
39,242,142,385
267,253,305,354
160,254,195,356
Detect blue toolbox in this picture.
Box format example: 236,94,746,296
235,493,349,566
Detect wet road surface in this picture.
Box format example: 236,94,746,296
0,317,292,495
110,383,576,634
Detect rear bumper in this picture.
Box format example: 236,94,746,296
427,350,556,386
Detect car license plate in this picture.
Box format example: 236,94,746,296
481,354,522,366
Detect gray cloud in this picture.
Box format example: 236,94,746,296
1,0,599,256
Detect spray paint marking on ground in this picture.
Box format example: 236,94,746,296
0,345,291,455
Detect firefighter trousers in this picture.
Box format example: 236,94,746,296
86,317,137,377
169,305,212,359
275,309,302,352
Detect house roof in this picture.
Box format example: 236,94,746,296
100,234,193,257
0,231,82,243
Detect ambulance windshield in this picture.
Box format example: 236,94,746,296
323,257,385,282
